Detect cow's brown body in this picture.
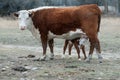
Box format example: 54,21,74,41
32,5,101,35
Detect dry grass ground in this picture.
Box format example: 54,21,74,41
0,17,17,28
0,17,120,80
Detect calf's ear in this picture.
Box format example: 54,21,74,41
13,12,19,17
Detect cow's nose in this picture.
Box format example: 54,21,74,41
20,27,25,30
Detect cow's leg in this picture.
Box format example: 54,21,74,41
80,45,87,60
73,41,81,60
40,35,48,61
95,39,103,63
62,40,68,58
86,36,102,63
48,39,54,60
85,41,94,62
68,42,73,58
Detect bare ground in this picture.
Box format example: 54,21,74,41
0,17,120,80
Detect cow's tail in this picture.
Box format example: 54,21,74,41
97,14,101,32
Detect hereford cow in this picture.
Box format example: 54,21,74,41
63,34,88,60
14,4,103,63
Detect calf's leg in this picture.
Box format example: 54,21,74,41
62,40,68,58
68,42,73,58
80,45,87,60
73,41,81,60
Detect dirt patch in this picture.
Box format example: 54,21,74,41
0,45,120,80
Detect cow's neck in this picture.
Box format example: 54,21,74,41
27,22,41,41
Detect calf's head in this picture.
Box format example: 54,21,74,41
79,34,88,46
14,10,33,30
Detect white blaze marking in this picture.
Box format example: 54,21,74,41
17,10,31,30
17,10,41,41
29,26,41,41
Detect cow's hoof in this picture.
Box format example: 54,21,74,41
68,55,72,58
85,57,92,63
61,54,65,59
99,61,102,63
78,58,81,61
85,59,91,63
49,54,54,60
85,54,92,63
40,58,46,61
33,58,46,61
40,55,46,61
49,57,54,60
33,58,41,61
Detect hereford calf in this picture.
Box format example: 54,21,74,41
14,4,103,63
63,34,88,60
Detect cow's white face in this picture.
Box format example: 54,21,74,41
14,10,33,30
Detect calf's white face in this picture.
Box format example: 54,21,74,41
14,10,32,30
79,35,88,46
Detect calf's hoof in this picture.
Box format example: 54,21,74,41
85,60,90,63
33,58,41,61
49,57,54,60
98,56,103,63
83,57,87,60
99,61,102,63
85,58,91,63
68,55,72,58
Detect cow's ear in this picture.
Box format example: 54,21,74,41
13,12,19,17
29,11,34,17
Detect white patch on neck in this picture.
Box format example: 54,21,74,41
48,29,85,40
31,28,41,41
27,22,41,41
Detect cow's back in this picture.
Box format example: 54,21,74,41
32,4,101,35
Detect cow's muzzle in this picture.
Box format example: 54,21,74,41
20,27,25,30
